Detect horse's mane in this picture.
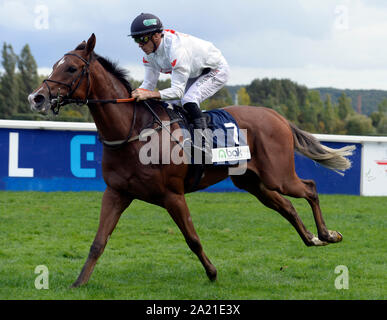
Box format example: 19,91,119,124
94,54,133,95
74,43,133,95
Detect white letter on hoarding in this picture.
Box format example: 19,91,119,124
8,132,34,177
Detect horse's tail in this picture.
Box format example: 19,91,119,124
288,121,356,176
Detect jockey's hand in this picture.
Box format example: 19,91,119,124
132,88,161,102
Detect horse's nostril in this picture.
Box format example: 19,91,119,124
34,94,45,104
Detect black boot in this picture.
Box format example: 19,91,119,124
192,115,212,162
192,116,208,131
184,102,212,160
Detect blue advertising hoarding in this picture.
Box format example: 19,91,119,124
0,127,362,195
206,141,362,195
1,128,105,191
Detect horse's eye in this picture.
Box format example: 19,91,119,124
67,66,77,73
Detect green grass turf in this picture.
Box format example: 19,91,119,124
0,191,385,300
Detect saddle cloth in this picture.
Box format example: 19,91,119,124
165,105,251,166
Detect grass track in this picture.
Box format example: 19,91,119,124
0,191,385,300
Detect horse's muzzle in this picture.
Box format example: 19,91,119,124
28,91,51,114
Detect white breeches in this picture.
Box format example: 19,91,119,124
171,59,230,108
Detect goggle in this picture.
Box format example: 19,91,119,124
133,35,151,45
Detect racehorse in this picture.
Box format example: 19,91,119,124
28,34,355,288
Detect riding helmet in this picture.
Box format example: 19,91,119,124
129,13,163,37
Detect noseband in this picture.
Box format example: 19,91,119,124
43,53,91,114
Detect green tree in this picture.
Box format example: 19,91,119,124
337,92,353,120
373,98,387,135
245,78,269,106
0,43,19,118
370,111,382,128
285,91,300,124
17,44,39,114
302,90,324,131
237,87,251,105
376,117,387,136
369,99,387,134
298,99,317,132
156,78,171,90
346,114,375,135
377,117,387,135
202,87,233,110
322,94,336,133
378,98,387,114
246,78,309,114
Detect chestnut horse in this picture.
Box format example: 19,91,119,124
28,34,355,288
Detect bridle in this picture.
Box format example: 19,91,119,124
43,53,91,115
41,51,182,150
43,52,137,114
43,52,140,148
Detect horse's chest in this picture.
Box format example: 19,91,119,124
102,163,161,196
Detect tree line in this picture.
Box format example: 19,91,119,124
1,42,386,135
238,79,387,135
0,42,92,122
0,43,40,119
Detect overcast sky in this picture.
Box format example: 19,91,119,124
1,0,387,89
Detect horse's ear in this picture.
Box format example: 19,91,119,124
86,33,96,55
75,40,87,51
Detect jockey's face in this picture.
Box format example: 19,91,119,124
136,33,162,55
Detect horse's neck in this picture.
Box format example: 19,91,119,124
88,66,133,141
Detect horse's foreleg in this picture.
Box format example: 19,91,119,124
71,187,132,288
164,193,217,281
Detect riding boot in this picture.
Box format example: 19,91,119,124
183,102,212,161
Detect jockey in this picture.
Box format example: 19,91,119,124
130,13,230,134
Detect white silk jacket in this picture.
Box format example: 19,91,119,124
139,29,226,100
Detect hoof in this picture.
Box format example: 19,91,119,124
206,268,217,282
310,236,329,246
330,230,343,243
319,230,343,243
323,230,343,243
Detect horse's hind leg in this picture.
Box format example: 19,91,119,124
164,192,217,281
231,172,327,247
300,179,342,243
266,173,342,244
71,187,132,288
